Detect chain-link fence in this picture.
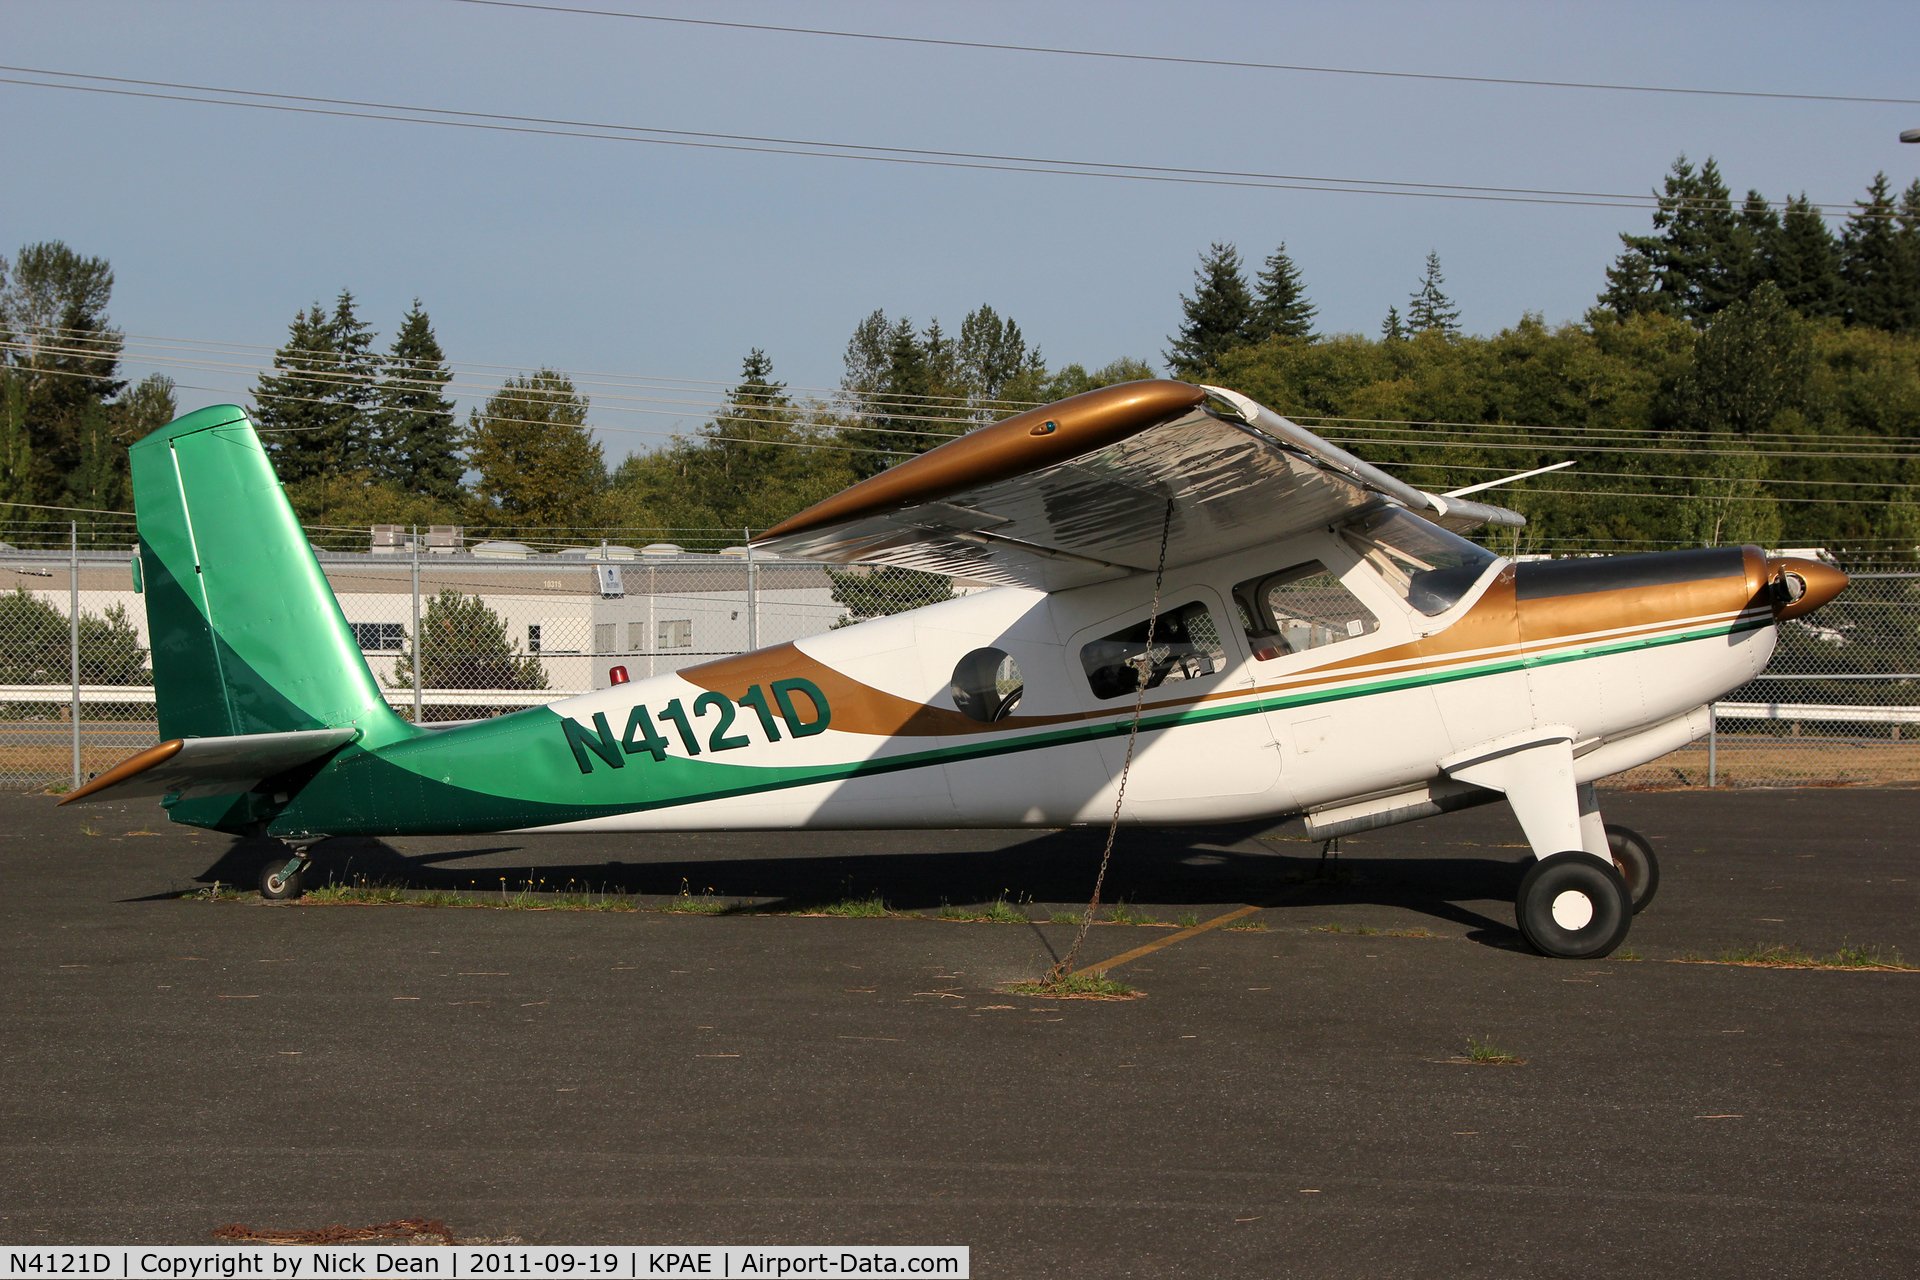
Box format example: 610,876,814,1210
1610,569,1920,790
4,534,1917,793
0,537,978,789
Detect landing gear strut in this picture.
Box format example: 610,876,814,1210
257,836,326,900
1438,728,1641,959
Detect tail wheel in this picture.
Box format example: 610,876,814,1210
259,862,305,901
1516,852,1631,959
1605,823,1660,915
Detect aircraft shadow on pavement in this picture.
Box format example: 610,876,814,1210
197,824,1528,945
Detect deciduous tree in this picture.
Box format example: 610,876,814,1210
466,369,605,527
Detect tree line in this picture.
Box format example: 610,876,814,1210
8,151,1919,559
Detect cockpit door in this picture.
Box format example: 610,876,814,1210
1068,585,1278,820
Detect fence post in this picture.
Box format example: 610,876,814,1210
69,521,80,790
744,526,758,655
410,525,422,723
1708,703,1718,788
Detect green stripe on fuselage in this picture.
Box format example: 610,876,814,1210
239,613,1765,838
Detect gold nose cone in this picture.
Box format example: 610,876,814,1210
1766,557,1849,620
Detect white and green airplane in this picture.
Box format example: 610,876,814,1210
64,380,1845,959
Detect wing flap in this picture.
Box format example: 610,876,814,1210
58,727,360,806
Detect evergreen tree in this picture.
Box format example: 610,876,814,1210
1246,243,1317,343
1597,249,1663,318
956,305,1045,409
327,290,381,468
1164,242,1254,379
1840,174,1920,333
1406,252,1461,335
0,241,123,508
1763,194,1843,319
839,312,970,478
1607,156,1750,322
605,348,857,536
1841,173,1902,330
374,300,461,500
1380,306,1407,342
466,369,604,527
253,290,380,481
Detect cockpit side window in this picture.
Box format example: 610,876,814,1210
1340,508,1499,617
1232,561,1379,661
1080,600,1227,700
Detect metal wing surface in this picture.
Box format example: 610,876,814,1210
754,380,1522,591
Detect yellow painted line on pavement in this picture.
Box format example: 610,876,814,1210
1076,904,1266,975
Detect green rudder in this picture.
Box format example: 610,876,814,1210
129,404,415,748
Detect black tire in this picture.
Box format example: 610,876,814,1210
259,862,304,901
1605,823,1660,915
1515,851,1631,959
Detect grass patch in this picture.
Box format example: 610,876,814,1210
304,880,408,905
1224,919,1268,932
938,898,1027,923
1314,922,1379,935
1461,1036,1525,1066
1679,943,1915,970
808,896,893,918
1617,948,1644,961
1005,971,1142,1000
1105,901,1157,926
1175,910,1201,929
189,881,247,902
662,896,729,915
1049,910,1080,925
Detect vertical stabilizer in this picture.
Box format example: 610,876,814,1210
129,405,414,748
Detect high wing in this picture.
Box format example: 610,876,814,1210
754,380,1524,590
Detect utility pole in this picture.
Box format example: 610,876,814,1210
410,524,423,723
744,526,758,654
69,522,81,789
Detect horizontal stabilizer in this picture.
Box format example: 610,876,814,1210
58,727,360,807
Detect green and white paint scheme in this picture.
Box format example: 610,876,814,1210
71,384,1846,958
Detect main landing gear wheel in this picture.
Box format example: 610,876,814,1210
1516,852,1632,959
1605,823,1660,915
259,861,305,901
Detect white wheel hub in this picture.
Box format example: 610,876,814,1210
1551,889,1595,930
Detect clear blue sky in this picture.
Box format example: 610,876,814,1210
6,0,1918,460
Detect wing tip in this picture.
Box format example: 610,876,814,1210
57,739,186,806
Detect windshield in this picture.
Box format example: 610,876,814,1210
1340,508,1499,616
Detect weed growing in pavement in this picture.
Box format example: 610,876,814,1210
1680,943,1915,970
189,881,247,902
1314,923,1379,935
810,896,892,918
939,898,1028,923
1175,911,1201,929
1616,948,1644,961
1106,901,1159,926
1049,911,1080,925
1006,971,1142,1000
1462,1036,1525,1065
1224,919,1268,931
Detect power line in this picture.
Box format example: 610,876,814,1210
0,66,1888,218
446,0,1920,108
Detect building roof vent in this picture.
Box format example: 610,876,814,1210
641,543,684,556
471,540,533,560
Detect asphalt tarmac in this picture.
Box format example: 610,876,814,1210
3,786,1916,1277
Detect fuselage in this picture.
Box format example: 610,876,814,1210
234,527,1786,841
